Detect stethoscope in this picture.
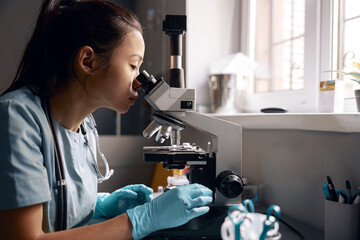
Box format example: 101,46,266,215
41,98,113,231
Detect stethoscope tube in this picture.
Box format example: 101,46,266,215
79,116,114,183
41,98,114,231
41,98,67,231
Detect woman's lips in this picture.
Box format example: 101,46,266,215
129,96,138,104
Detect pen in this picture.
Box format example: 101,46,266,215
327,176,338,201
338,193,346,203
345,179,352,200
336,190,348,203
322,184,331,200
353,195,360,205
352,188,360,204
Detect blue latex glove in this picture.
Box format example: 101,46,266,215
94,184,153,218
126,183,213,240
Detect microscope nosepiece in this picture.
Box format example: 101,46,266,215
155,125,172,143
142,120,162,139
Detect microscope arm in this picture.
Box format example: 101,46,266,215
167,111,243,205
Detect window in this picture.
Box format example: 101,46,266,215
254,0,305,93
336,0,360,97
241,0,360,113
241,0,322,113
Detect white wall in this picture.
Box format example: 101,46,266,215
216,114,360,231
185,0,241,107
242,129,360,231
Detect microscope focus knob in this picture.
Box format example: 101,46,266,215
216,170,244,198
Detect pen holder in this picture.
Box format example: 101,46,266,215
324,199,360,240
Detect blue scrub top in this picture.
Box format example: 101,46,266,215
0,87,98,232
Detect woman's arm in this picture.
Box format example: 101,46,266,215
0,203,133,240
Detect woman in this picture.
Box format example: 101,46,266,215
0,0,212,239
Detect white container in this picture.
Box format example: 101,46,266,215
324,199,360,240
209,74,238,113
319,80,344,112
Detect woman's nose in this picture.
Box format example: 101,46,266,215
132,78,142,91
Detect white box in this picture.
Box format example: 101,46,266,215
319,80,344,113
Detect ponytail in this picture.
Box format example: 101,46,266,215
3,0,142,98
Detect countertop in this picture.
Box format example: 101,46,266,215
212,112,360,133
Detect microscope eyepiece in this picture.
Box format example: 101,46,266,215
136,70,159,94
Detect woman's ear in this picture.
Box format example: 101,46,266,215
75,46,96,74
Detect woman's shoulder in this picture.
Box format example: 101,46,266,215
0,87,45,128
0,87,40,106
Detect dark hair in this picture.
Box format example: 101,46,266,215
3,0,142,98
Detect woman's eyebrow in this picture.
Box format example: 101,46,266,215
130,54,143,61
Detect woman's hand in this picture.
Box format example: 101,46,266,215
94,184,153,218
126,183,213,240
